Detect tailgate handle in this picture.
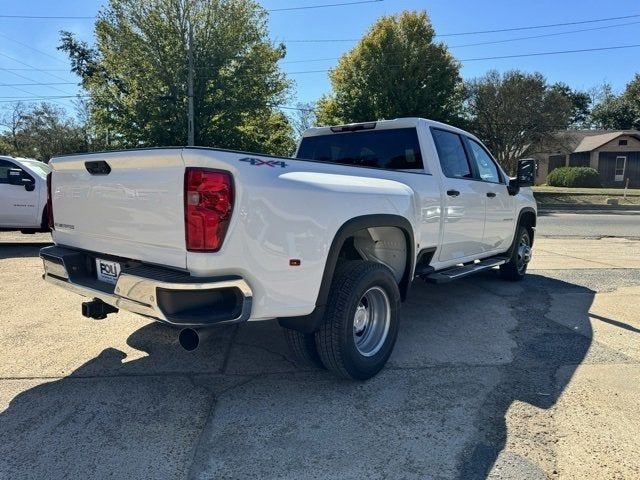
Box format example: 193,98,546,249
85,161,111,175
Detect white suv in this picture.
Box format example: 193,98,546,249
0,156,51,232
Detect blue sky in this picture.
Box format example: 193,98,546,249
1,0,639,115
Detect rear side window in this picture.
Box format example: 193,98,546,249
296,128,424,170
431,129,472,179
467,138,502,183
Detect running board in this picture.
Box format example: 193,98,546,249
422,256,509,283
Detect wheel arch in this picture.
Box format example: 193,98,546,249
518,207,537,244
278,214,415,334
506,207,537,257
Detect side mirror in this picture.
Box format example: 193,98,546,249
507,158,536,195
8,168,36,191
516,158,536,187
7,168,23,186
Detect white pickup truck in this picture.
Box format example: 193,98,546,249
40,118,536,380
0,156,51,232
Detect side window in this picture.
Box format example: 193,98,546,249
467,139,502,183
431,129,472,179
0,160,16,184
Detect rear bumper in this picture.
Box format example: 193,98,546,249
40,245,253,327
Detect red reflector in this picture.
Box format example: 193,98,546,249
46,172,54,230
184,168,234,252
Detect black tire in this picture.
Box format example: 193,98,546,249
500,226,532,281
315,261,400,380
283,328,324,369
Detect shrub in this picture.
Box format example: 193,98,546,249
547,166,601,188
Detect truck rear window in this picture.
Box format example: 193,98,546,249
296,128,424,170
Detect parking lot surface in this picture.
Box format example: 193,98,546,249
1,231,639,479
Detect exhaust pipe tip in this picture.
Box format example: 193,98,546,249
178,328,200,352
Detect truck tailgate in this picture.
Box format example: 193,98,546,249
50,149,187,269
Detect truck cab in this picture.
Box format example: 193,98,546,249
296,118,536,272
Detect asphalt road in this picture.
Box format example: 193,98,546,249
537,211,640,238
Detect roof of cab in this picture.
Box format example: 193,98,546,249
301,117,474,139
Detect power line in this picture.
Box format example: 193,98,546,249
0,1,384,20
281,57,339,64
0,82,76,86
0,52,73,86
278,43,640,71
269,0,383,12
0,95,85,100
437,13,640,37
280,13,640,43
0,32,69,64
461,43,640,62
0,67,69,72
449,20,640,48
282,38,358,43
0,14,94,19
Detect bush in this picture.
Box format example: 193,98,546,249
547,166,601,188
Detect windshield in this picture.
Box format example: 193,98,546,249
296,128,424,170
20,160,51,177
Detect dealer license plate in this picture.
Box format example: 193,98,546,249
95,258,121,285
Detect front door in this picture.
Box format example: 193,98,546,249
464,138,515,252
431,128,486,262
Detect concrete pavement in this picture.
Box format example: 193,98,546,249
0,234,639,479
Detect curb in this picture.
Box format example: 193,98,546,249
538,204,640,214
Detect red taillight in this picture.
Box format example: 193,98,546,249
46,172,54,230
184,168,234,252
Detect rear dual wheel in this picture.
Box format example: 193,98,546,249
283,261,400,380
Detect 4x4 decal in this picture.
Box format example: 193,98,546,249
239,157,287,168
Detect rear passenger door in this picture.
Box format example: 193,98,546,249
464,138,515,252
431,128,486,262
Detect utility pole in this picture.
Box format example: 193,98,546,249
187,23,195,146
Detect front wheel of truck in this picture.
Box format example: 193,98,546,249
315,261,400,380
500,225,532,281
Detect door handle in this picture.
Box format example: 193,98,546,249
486,192,496,198
446,189,460,197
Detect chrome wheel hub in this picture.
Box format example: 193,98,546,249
352,287,391,357
354,304,369,334
517,234,532,272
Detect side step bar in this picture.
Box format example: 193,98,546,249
422,256,509,284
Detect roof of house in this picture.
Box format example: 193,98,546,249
574,131,640,153
532,129,640,156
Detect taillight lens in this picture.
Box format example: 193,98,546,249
184,168,234,252
46,172,54,230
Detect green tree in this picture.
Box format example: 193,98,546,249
465,70,574,174
58,0,294,155
0,102,86,161
316,11,463,126
289,102,317,140
550,82,591,127
590,76,640,130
